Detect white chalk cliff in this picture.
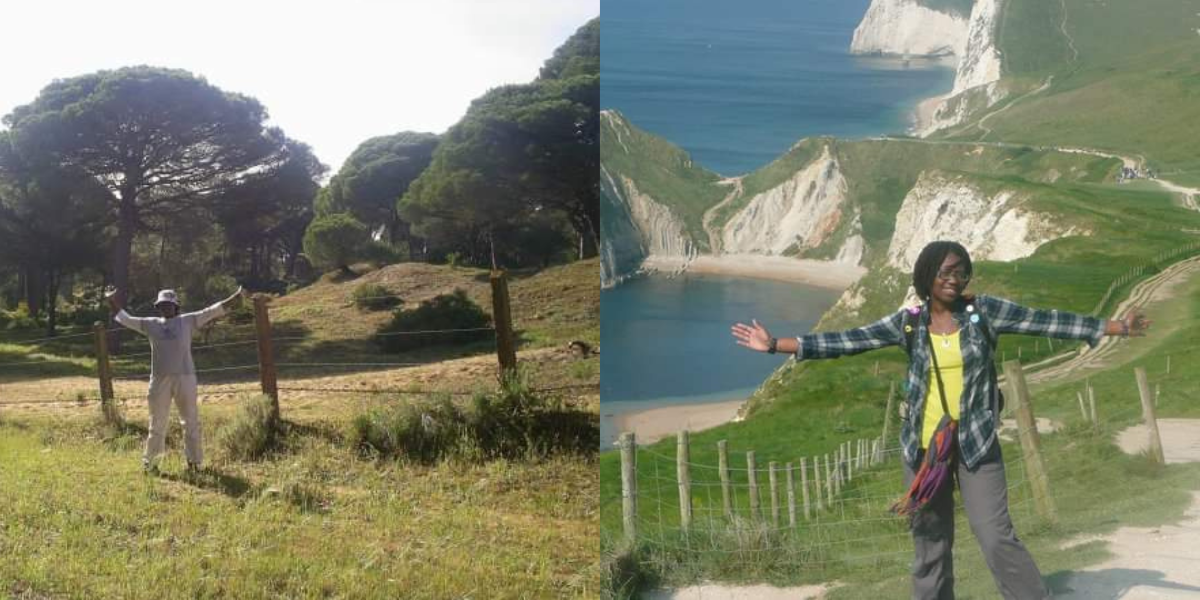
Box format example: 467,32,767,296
601,166,697,264
721,146,861,265
850,0,968,57
852,0,1005,135
886,171,1084,270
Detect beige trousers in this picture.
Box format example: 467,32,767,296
145,374,202,466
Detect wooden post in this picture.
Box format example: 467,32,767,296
747,451,760,520
619,432,637,543
718,440,733,518
252,295,279,421
845,442,853,483
1088,386,1098,427
786,462,797,527
769,461,780,527
1003,360,1057,522
1135,367,1166,465
1155,383,1161,408
881,382,896,465
677,430,692,532
489,270,518,376
873,360,879,376
824,453,833,506
800,457,811,520
1167,355,1171,375
93,322,114,407
1077,391,1089,422
813,457,823,512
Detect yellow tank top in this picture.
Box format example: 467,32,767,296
922,330,963,449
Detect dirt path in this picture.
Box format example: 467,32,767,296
1055,420,1200,598
702,176,744,254
644,583,837,600
1023,255,1200,386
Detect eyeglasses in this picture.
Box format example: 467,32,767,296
936,268,971,283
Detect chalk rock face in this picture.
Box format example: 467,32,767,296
951,0,1002,95
886,171,1084,271
604,164,700,262
850,0,969,57
721,146,855,260
599,166,647,287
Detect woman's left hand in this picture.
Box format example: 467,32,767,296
1123,307,1151,337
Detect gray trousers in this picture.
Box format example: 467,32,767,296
903,441,1050,600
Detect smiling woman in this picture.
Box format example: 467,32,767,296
731,239,1151,599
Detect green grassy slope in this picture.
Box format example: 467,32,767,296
600,111,726,251
947,0,1200,186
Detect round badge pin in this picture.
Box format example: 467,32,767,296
970,314,980,324
908,306,920,315
904,325,913,333
966,305,974,313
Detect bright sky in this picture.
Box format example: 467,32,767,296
0,0,599,175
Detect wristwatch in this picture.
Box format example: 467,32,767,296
768,337,778,354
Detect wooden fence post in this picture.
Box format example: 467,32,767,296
747,451,761,520
1076,391,1089,422
718,440,733,518
824,453,833,505
1088,386,1098,429
93,322,115,407
769,461,780,527
881,381,896,464
490,270,518,376
786,462,797,527
1003,360,1057,523
619,432,637,544
252,295,279,421
1135,368,1166,465
813,457,823,512
800,457,811,520
677,430,692,532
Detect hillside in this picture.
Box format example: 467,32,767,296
939,0,1200,187
0,258,601,598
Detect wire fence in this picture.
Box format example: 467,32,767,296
0,271,597,408
609,357,1176,574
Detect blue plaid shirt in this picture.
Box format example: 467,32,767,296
795,295,1105,469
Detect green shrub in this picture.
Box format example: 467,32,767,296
375,289,492,352
349,396,469,462
352,283,402,311
349,372,598,463
216,395,279,461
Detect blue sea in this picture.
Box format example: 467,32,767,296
601,0,956,176
600,0,955,447
599,274,841,446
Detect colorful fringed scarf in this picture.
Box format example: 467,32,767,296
892,320,957,519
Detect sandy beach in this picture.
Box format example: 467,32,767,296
911,92,949,135
613,398,746,445
642,254,865,291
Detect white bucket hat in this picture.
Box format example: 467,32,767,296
155,289,180,307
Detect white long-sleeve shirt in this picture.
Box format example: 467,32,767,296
114,303,226,376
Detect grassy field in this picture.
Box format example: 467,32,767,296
0,258,601,599
945,0,1200,187
600,232,1200,596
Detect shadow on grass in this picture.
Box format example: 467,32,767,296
158,467,253,500
1047,568,1200,598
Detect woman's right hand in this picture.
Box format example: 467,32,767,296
731,319,772,352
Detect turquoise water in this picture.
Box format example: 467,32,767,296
601,0,956,176
600,0,955,446
599,274,841,446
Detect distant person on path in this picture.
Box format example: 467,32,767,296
106,286,247,474
731,240,1150,599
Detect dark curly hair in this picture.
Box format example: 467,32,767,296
912,241,972,301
